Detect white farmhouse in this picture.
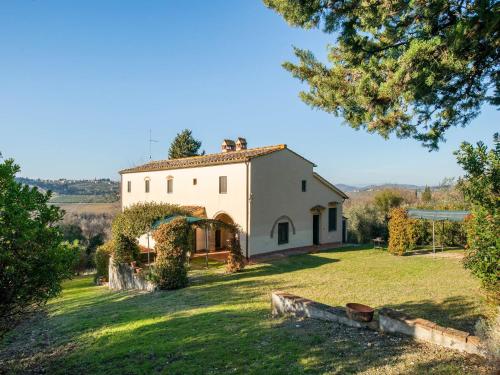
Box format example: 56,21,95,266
119,139,348,258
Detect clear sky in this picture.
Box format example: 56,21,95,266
0,1,497,186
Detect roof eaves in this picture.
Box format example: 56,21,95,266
313,172,349,199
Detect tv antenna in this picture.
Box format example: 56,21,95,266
149,129,158,160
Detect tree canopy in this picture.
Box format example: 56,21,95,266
168,129,204,159
264,0,499,150
0,159,77,330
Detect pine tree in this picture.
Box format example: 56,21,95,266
422,186,433,203
168,129,204,159
264,0,499,150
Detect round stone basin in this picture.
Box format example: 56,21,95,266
346,303,375,322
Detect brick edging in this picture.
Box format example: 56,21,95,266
271,291,484,357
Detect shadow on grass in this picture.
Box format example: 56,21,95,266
384,296,485,333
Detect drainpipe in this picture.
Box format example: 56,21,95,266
245,160,250,260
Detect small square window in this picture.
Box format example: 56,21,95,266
278,222,289,245
127,181,131,193
193,178,197,185
301,180,307,192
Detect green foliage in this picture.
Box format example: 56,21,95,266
264,0,499,149
112,202,188,240
388,208,416,256
374,189,405,221
71,241,88,275
152,218,190,290
0,159,78,329
345,203,386,243
113,234,139,265
168,129,204,159
422,186,433,203
226,236,245,273
95,241,114,281
455,133,499,295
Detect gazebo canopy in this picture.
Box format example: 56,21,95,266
152,215,203,229
407,209,470,222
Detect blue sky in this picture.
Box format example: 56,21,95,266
0,1,497,186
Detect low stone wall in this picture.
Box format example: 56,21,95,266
108,260,156,292
271,291,483,357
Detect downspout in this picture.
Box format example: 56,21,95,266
245,160,250,260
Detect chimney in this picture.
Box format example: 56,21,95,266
235,137,247,151
221,139,236,152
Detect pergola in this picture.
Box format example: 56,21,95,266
145,215,237,267
407,209,470,254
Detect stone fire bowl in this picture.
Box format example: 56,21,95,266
346,303,375,322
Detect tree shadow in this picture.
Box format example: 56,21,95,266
384,296,485,332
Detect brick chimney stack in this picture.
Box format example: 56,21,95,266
221,139,236,152
235,137,247,151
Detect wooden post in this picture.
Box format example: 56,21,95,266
205,227,209,269
432,221,435,256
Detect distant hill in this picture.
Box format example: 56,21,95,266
16,177,119,203
336,183,426,193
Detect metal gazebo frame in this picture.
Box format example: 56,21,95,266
407,209,470,255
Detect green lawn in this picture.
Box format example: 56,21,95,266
0,246,493,374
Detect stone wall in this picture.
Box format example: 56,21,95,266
108,260,156,292
271,291,483,357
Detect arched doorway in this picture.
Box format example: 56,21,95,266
212,212,235,251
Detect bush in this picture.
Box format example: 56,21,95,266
388,208,416,255
226,236,245,273
95,241,114,281
113,234,140,265
112,202,189,239
0,159,78,333
152,218,190,290
345,203,386,243
463,207,499,297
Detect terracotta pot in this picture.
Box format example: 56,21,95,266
346,303,374,322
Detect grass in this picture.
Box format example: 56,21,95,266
0,246,493,374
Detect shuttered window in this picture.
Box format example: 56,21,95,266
167,177,173,193
278,222,289,245
127,181,131,193
145,179,150,193
301,180,307,192
219,176,227,194
328,207,337,231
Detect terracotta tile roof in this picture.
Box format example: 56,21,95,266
119,144,287,174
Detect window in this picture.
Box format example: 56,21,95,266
328,207,337,231
167,177,173,194
193,178,197,185
145,179,150,193
219,176,227,194
127,181,131,193
301,180,307,192
278,222,289,245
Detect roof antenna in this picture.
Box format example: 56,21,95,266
149,129,158,160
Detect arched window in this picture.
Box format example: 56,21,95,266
167,176,173,194
144,177,150,193
270,215,296,238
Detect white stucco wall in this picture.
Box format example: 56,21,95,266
249,149,345,256
121,162,248,251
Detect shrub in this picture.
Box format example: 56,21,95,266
374,189,406,222
95,241,114,281
0,158,78,333
226,236,245,273
112,202,189,239
463,207,499,297
152,218,190,290
388,208,416,255
345,203,386,243
113,234,140,265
